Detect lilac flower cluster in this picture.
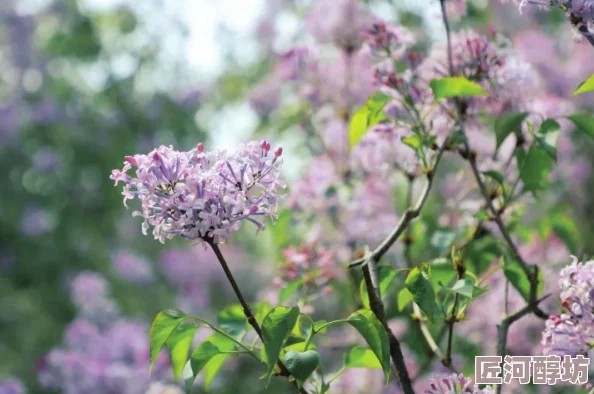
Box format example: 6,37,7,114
111,141,285,245
425,374,493,394
542,256,594,356
38,272,173,394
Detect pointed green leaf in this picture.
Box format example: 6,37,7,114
494,112,528,151
349,106,371,149
283,350,321,386
429,77,489,101
538,118,561,134
344,346,382,369
217,304,248,340
482,170,504,185
149,309,186,374
184,333,236,392
397,288,413,311
516,144,554,193
262,306,300,382
450,279,474,298
573,73,594,96
567,112,594,138
405,267,436,319
347,309,390,383
166,321,198,380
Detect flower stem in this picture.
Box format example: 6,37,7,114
208,241,309,394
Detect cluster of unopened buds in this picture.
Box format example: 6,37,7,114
110,141,285,245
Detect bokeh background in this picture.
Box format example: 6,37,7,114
1,0,593,393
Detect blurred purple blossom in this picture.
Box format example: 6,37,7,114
111,249,154,284
0,378,26,394
19,207,56,237
70,272,120,326
32,147,60,173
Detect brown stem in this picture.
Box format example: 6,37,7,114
208,242,308,394
362,264,415,394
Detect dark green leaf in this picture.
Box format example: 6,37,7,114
347,309,390,382
183,333,237,392
494,112,528,151
405,267,436,319
283,350,321,385
217,304,248,340
429,77,489,101
516,144,554,193
166,321,197,380
567,112,594,138
262,306,300,382
538,119,561,134
344,346,382,369
482,170,504,184
503,259,544,302
149,309,186,374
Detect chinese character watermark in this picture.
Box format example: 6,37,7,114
475,355,590,385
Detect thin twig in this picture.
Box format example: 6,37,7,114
209,242,308,394
362,262,416,394
349,144,448,268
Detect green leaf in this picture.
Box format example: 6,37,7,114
503,259,544,302
482,170,504,185
166,321,198,380
550,213,580,252
217,304,248,340
184,333,237,392
534,132,559,162
283,350,321,385
494,112,528,151
397,288,414,311
262,306,300,382
347,309,391,383
516,144,554,194
401,135,422,150
149,309,186,374
344,346,382,369
538,118,561,134
348,92,390,149
429,77,489,101
360,267,398,309
573,73,594,96
313,320,329,334
405,267,436,319
450,279,474,298
567,112,594,138
279,279,304,303
349,106,371,149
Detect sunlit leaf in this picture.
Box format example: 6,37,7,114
166,321,197,380
344,346,382,369
405,267,435,319
347,309,390,383
261,306,300,382
430,77,489,101
573,73,594,96
149,309,186,374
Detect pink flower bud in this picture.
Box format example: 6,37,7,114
152,152,160,161
249,205,259,214
274,147,283,157
197,143,204,153
124,156,137,167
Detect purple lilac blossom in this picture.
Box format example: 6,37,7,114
111,249,154,284
542,257,594,356
110,141,285,245
424,374,494,394
0,378,26,394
